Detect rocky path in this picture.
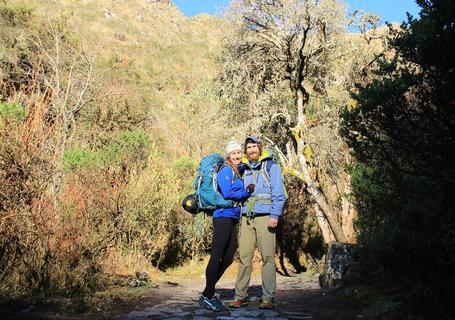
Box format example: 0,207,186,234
117,273,360,320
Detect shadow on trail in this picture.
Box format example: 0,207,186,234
275,177,326,277
215,285,263,301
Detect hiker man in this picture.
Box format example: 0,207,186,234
227,135,286,310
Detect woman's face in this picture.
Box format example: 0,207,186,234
229,150,242,165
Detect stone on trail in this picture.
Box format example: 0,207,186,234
319,242,355,290
135,271,150,282
160,307,184,314
121,310,157,319
127,278,146,287
192,317,212,320
283,311,308,315
229,309,262,317
173,311,192,317
262,310,280,317
282,311,314,320
286,316,313,320
194,309,213,315
141,308,163,316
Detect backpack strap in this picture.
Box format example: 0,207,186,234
219,164,237,184
196,175,203,208
264,159,289,200
261,159,274,187
218,164,239,208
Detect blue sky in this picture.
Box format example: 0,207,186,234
173,0,421,24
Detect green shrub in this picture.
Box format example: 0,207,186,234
0,102,25,121
63,148,98,171
64,129,150,172
172,156,195,171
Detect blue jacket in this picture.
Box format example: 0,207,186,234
240,150,286,220
213,164,250,219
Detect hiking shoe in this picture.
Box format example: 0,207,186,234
226,297,249,308
198,294,226,312
259,299,274,309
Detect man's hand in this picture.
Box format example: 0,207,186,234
269,217,278,228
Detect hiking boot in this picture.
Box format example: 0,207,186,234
226,297,249,308
198,294,226,312
259,299,274,309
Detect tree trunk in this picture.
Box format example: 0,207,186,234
314,204,336,244
341,172,357,243
294,86,347,243
297,154,347,243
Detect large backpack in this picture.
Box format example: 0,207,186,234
182,153,233,215
195,153,234,212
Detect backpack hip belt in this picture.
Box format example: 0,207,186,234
245,193,272,219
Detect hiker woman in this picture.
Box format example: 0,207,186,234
198,141,254,312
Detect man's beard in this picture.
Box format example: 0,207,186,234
248,153,260,161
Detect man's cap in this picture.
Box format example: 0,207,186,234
244,134,261,145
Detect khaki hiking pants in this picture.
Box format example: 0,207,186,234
234,215,276,301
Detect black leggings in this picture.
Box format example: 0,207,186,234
202,217,238,298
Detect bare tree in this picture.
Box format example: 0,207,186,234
34,22,117,202
220,0,349,242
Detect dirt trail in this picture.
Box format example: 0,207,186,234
115,272,360,320
0,269,361,320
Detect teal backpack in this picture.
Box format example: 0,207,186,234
182,153,233,215
194,153,233,213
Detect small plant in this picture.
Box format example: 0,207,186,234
0,102,25,121
63,129,150,172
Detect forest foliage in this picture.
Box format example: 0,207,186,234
342,0,455,317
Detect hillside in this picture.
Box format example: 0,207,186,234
15,0,227,153
22,0,222,72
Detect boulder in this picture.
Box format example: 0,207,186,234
135,270,150,282
319,242,355,290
